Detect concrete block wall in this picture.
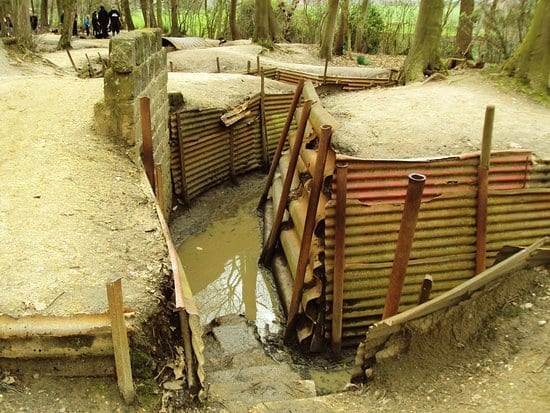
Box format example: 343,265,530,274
99,28,171,217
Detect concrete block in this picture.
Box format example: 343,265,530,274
110,37,136,73
104,68,141,101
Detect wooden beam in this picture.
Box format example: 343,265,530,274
106,278,135,405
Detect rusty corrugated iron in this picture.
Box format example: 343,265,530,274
251,67,396,90
336,150,533,203
324,183,550,346
169,93,295,203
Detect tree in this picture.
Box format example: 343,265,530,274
122,0,135,31
254,0,278,46
12,0,33,49
354,0,369,52
169,0,180,35
57,0,76,49
398,0,445,84
334,0,351,56
320,0,339,59
0,0,10,37
229,0,240,40
40,0,48,29
157,0,163,31
456,0,474,58
502,0,550,95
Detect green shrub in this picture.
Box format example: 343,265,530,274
356,55,372,65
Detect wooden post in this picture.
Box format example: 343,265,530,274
285,125,333,342
331,162,348,355
476,105,495,274
66,49,78,73
216,56,221,73
106,278,135,404
382,173,426,320
84,53,94,77
417,275,433,304
169,61,174,72
259,68,269,168
323,58,329,84
247,60,251,74
140,96,155,193
260,100,312,265
258,78,305,210
256,55,260,74
154,164,164,213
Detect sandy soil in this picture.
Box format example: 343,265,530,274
322,72,550,160
0,36,548,412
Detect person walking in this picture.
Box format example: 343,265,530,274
98,5,109,38
92,11,99,37
108,6,121,37
84,15,90,36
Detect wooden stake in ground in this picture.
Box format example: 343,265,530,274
106,278,135,404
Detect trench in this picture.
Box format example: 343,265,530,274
171,177,354,396
176,197,282,338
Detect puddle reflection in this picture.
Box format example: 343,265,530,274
177,199,280,334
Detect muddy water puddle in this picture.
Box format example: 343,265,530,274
177,198,281,335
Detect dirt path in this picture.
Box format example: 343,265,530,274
323,71,550,160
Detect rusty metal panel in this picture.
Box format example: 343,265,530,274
337,150,533,203
169,93,296,203
324,150,550,345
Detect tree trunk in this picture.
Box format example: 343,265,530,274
398,0,444,84
267,0,279,40
320,0,340,59
13,0,33,49
149,0,157,27
502,0,550,95
229,0,240,40
214,0,225,38
169,0,180,35
456,0,474,58
156,0,163,31
122,0,134,30
0,4,7,37
57,0,76,49
56,0,62,23
354,0,369,52
140,0,149,27
40,0,49,28
254,0,278,45
335,0,350,56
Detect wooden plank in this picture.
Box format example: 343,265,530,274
366,237,548,343
106,278,135,404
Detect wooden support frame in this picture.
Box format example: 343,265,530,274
106,278,135,405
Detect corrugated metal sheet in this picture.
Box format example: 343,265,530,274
337,150,533,203
251,67,396,90
324,154,550,345
169,93,295,203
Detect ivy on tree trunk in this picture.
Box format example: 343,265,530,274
502,0,550,95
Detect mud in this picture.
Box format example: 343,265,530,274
177,197,282,336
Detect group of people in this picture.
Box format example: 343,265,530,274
89,5,121,38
